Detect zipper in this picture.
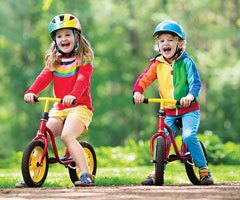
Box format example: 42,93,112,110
171,62,175,107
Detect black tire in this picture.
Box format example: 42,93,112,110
155,136,166,186
68,141,97,184
21,140,49,187
185,141,208,185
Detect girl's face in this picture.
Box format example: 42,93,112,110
156,33,183,61
55,28,75,54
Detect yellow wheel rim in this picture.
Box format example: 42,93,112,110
29,146,47,183
75,147,95,177
84,147,95,173
190,158,199,179
193,165,199,178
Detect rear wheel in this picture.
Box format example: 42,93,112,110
68,141,97,184
155,136,166,186
21,140,49,187
185,141,208,185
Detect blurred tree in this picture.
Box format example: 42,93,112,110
0,0,239,160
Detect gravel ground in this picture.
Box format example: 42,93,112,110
1,182,240,200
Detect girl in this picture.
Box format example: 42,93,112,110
133,20,214,185
16,14,95,187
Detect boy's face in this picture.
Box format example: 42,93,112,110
156,33,183,60
55,28,75,54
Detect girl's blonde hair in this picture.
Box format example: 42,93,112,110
45,31,94,70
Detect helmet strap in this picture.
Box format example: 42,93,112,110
170,45,182,59
73,29,79,51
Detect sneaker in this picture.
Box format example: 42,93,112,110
199,168,214,185
74,173,95,186
15,182,28,188
141,175,154,185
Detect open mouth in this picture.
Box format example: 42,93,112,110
61,43,70,48
163,47,171,53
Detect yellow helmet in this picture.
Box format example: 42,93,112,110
48,14,81,38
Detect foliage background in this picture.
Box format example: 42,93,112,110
0,0,239,163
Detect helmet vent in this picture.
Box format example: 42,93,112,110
48,14,81,35
59,15,64,21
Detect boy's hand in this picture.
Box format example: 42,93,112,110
180,94,194,108
63,95,76,106
133,92,144,104
24,93,37,104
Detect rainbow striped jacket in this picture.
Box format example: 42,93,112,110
26,56,93,111
133,52,202,115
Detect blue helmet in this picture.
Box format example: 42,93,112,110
153,20,186,40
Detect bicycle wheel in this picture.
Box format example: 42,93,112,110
155,136,166,186
185,141,208,185
21,140,49,187
68,141,97,184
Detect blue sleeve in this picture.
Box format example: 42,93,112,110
185,58,202,98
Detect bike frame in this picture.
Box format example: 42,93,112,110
31,97,73,166
144,98,191,163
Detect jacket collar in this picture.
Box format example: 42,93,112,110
155,51,188,63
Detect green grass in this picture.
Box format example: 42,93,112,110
0,163,239,188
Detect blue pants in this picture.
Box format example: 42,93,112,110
164,110,207,167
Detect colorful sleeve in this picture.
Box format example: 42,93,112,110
70,63,93,98
185,58,202,98
25,68,53,95
133,60,157,94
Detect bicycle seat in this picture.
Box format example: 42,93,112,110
174,118,182,130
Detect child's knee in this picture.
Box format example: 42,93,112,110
182,131,195,144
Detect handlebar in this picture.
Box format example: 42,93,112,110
34,96,61,103
33,96,76,113
133,97,180,110
142,98,180,105
34,96,76,104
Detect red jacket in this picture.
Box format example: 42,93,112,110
25,57,93,110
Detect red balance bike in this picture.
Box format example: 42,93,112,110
21,97,97,187
135,98,208,186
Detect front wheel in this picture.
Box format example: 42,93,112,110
155,136,166,186
68,141,97,184
185,141,208,185
21,140,49,187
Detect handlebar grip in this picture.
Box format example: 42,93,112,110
132,98,149,104
143,98,149,104
72,99,77,105
60,99,77,105
176,100,181,105
33,96,39,102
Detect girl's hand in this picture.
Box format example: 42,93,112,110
24,93,37,104
180,94,194,108
62,95,76,106
133,92,144,104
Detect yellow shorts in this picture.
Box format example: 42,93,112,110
49,106,93,132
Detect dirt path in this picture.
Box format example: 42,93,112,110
1,183,240,200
